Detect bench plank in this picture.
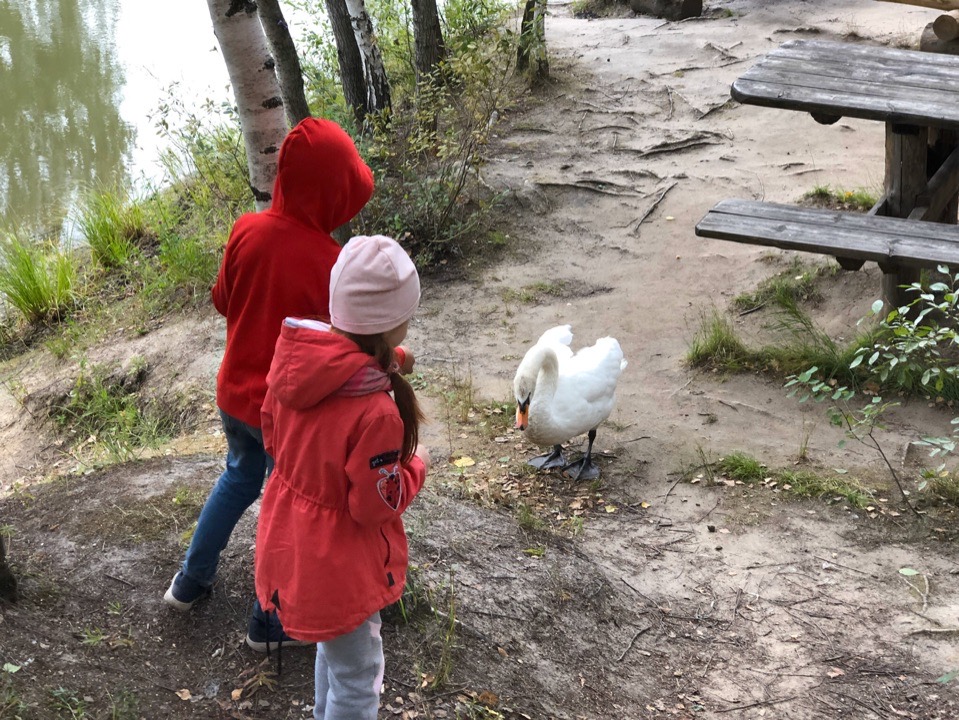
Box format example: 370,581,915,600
695,200,959,268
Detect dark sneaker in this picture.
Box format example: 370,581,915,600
163,572,211,612
246,603,311,653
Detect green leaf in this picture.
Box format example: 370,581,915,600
2,663,19,674
871,299,884,314
869,351,880,365
899,567,920,576
937,669,959,684
849,354,863,369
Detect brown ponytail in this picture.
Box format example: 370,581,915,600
339,331,425,463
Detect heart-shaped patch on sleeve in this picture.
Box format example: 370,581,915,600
377,465,402,511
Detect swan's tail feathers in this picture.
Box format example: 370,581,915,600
537,324,573,348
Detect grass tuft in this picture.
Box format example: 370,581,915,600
718,452,766,483
78,190,147,270
0,233,77,325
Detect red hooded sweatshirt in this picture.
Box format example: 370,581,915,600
212,119,374,428
255,320,427,642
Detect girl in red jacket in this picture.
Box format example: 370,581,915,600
255,235,430,720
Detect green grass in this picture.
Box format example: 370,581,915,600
804,184,878,212
501,281,566,305
709,452,875,509
53,359,182,461
718,452,766,483
77,190,146,270
777,469,874,508
687,309,753,371
732,261,828,311
687,299,874,383
925,472,959,507
0,233,77,325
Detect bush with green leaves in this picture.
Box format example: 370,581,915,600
786,266,959,509
295,0,515,265
0,233,77,325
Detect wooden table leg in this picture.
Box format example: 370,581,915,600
883,123,928,309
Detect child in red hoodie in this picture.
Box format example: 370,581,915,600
256,235,429,719
164,118,387,652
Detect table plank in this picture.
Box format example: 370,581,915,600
731,40,959,129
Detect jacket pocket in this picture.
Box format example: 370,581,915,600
380,528,395,587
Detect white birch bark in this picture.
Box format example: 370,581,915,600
343,0,392,117
206,0,288,210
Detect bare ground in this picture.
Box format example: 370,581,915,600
3,1,959,718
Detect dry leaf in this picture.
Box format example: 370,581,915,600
827,667,845,678
452,456,475,468
176,689,193,701
231,688,243,701
605,504,618,513
640,501,651,508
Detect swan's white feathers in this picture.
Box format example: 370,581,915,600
514,326,626,448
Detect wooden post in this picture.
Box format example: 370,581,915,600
934,10,959,39
0,536,17,604
882,124,928,309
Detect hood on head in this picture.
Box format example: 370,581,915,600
269,118,374,234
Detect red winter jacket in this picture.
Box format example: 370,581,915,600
255,320,427,642
212,119,374,427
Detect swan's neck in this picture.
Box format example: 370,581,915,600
532,346,559,404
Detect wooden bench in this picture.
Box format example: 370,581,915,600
695,199,959,306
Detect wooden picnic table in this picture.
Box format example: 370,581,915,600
723,38,959,307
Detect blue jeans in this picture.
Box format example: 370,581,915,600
314,613,384,720
180,409,273,588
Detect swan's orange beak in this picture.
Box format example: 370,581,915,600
515,399,529,431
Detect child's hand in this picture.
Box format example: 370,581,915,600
414,444,431,473
396,345,416,375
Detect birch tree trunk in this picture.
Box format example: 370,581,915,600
344,0,392,117
325,0,369,127
257,0,312,125
207,0,289,210
410,0,446,83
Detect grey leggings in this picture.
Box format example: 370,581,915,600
314,612,384,720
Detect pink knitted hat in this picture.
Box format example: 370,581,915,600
329,235,421,335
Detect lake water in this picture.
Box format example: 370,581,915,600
0,0,312,239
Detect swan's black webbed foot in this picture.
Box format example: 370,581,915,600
528,444,565,470
562,428,601,481
563,455,601,481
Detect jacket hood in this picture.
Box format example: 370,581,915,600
269,118,374,234
266,319,378,410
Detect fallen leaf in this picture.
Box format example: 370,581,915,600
176,689,193,701
231,688,243,701
605,504,618,513
640,501,651,509
2,664,20,674
899,568,920,577
452,456,475,468
827,667,845,678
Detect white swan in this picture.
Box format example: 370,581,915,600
513,325,627,480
